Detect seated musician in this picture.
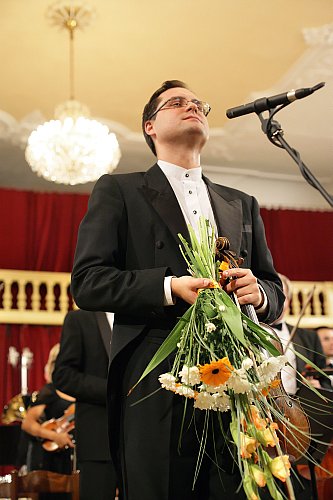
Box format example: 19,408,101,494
21,343,75,500
271,274,329,393
316,326,333,386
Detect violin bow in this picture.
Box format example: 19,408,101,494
285,285,316,349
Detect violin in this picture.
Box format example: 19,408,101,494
215,236,310,463
302,364,333,379
41,403,75,452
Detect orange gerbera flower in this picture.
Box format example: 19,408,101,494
199,357,233,386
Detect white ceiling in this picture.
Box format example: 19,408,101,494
0,0,332,209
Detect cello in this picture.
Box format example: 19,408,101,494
215,236,310,463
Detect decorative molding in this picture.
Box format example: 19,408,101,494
303,22,333,46
203,164,332,184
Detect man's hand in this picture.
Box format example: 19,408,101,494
171,276,213,305
222,268,263,308
306,377,322,389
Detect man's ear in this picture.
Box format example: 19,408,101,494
145,120,155,137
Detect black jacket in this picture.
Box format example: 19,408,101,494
53,309,111,462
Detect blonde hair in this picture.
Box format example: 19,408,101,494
44,343,60,382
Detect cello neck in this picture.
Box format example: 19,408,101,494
241,303,260,325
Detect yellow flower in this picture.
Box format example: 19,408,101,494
199,357,233,386
249,405,267,430
263,424,279,447
269,455,291,482
243,475,259,500
249,464,266,487
240,432,257,459
219,261,229,272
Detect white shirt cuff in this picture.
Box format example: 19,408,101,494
254,284,268,314
164,276,176,306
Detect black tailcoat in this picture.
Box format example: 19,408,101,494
53,309,111,462
71,165,284,499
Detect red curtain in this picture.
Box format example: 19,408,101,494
0,188,88,271
0,188,89,470
261,208,333,281
0,324,61,413
1,187,332,278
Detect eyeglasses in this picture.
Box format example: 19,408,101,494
149,96,211,119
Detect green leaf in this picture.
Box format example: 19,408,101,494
214,289,247,347
241,315,281,356
129,305,194,394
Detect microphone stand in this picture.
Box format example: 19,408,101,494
256,105,333,208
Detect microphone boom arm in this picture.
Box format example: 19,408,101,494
257,105,333,208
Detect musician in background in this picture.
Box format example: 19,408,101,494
271,273,328,392
21,343,75,499
317,326,333,367
53,310,118,500
317,326,333,388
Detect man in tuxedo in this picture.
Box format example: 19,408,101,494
71,80,284,500
317,326,333,368
53,310,118,500
271,274,327,392
316,326,333,388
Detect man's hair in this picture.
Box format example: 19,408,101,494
316,326,333,333
142,80,189,156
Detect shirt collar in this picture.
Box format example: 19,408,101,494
158,160,202,182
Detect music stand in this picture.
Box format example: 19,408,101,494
296,386,333,499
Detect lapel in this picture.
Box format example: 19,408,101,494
140,164,189,245
95,311,112,359
204,177,243,255
140,165,244,255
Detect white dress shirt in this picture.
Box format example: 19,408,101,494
158,161,217,236
106,311,114,331
157,161,267,314
158,161,217,305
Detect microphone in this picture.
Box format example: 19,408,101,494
226,82,325,119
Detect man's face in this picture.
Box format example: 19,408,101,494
145,87,210,154
317,328,333,358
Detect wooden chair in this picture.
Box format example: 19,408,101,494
0,469,80,500
0,473,12,499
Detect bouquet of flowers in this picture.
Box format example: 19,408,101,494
133,217,324,500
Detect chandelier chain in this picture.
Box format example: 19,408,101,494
25,2,121,185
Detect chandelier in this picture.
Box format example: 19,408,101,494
25,2,121,185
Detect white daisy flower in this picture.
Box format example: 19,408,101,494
175,384,196,398
212,392,230,412
178,365,201,386
158,373,177,391
257,355,288,383
205,322,216,333
194,391,215,410
242,357,253,370
227,370,251,393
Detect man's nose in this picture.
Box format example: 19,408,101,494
186,101,198,112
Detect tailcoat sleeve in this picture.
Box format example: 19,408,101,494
71,174,169,316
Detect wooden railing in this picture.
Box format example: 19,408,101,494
0,269,76,325
0,269,332,327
